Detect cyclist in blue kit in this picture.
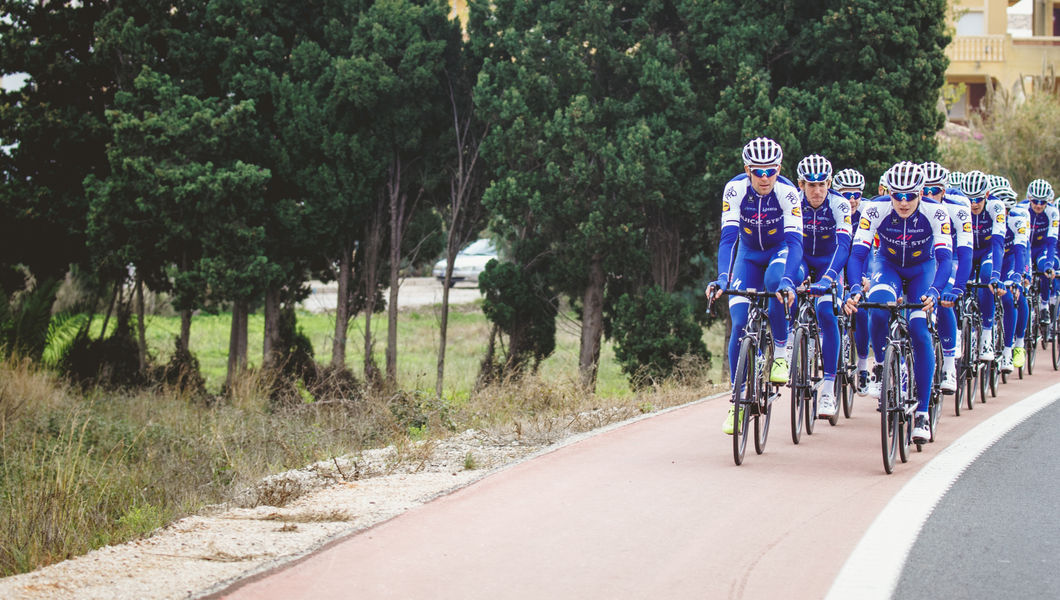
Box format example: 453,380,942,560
795,154,853,418
994,182,1031,372
834,168,872,392
961,170,1007,361
707,137,804,435
1019,179,1059,324
843,162,953,444
920,162,973,394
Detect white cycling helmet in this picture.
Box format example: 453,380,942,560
886,161,925,193
796,154,833,182
995,186,1018,209
947,170,965,190
1027,178,1054,201
833,168,865,191
920,161,949,186
742,137,783,167
985,174,1010,197
961,170,989,199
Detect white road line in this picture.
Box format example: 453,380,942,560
826,382,1060,600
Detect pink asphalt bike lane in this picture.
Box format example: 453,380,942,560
212,365,1060,600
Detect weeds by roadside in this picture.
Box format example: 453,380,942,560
0,325,726,578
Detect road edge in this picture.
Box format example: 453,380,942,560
825,381,1060,600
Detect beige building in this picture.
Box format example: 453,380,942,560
946,0,1060,122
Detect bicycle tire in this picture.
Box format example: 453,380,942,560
955,319,970,416
790,328,807,445
805,335,819,436
965,319,978,411
841,324,855,419
732,337,754,465
1026,302,1038,375
754,334,774,455
880,345,901,474
929,338,942,441
899,351,913,463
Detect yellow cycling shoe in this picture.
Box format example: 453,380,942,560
769,357,790,384
722,405,744,435
1013,346,1026,369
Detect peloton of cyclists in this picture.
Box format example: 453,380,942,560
709,137,1056,450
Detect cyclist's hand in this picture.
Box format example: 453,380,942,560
808,279,832,297
941,287,962,307
1047,268,1056,280
843,292,861,315
706,278,727,301
921,288,940,313
777,279,796,308
992,277,1006,296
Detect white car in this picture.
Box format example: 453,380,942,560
432,239,497,287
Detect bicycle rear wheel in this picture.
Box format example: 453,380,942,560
790,328,807,445
965,320,979,411
899,354,913,463
955,320,970,416
754,336,774,455
732,337,755,465
841,323,856,419
880,346,901,474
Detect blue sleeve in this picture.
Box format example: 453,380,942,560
824,232,851,282
930,247,953,293
847,244,870,296
1017,244,1029,278
990,236,1004,280
952,246,972,293
717,225,739,284
782,230,803,286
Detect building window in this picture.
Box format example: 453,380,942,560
957,11,985,36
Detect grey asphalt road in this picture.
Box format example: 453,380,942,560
895,396,1060,599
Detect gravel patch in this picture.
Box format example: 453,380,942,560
0,398,718,600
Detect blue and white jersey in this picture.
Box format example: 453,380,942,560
1004,205,1031,253
1017,199,1059,270
926,191,974,291
720,175,803,252
717,174,804,286
847,199,953,296
801,189,852,281
853,200,952,268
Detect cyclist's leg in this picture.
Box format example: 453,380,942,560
763,247,792,364
938,260,958,384
904,261,937,416
727,246,768,384
978,254,997,354
867,262,901,364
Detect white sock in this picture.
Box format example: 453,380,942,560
1004,346,1013,361
1015,337,1024,348
943,356,955,372
774,342,788,361
857,357,868,371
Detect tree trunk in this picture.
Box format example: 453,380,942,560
363,199,386,385
578,256,606,392
135,276,147,374
263,286,282,371
435,234,460,398
331,240,353,370
225,300,249,390
385,159,407,387
179,309,192,354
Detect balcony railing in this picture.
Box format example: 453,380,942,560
946,35,1007,62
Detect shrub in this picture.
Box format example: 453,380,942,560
608,285,708,388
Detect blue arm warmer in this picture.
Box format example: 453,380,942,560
824,232,851,282
990,236,1004,280
782,230,804,285
717,225,739,283
847,244,870,296
952,246,972,293
930,247,953,293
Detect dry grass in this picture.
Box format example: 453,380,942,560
0,317,729,578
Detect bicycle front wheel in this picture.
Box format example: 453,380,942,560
790,328,808,445
754,335,774,455
880,345,901,474
732,337,755,465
